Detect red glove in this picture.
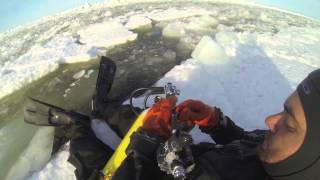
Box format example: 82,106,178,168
176,100,221,131
141,96,177,139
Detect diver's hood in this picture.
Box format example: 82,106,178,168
263,69,320,180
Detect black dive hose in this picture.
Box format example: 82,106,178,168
129,87,165,116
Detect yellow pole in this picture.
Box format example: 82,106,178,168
102,111,147,180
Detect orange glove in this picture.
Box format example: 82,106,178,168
141,96,177,139
176,100,221,131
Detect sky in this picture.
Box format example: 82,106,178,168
255,0,320,19
0,0,106,32
0,0,320,32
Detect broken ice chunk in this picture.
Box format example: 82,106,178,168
177,36,198,57
84,69,95,78
65,88,71,93
186,15,219,32
238,32,257,45
217,24,235,32
191,36,228,65
215,31,239,47
104,11,112,17
125,15,152,30
72,70,86,79
78,21,137,48
162,22,185,39
146,8,210,22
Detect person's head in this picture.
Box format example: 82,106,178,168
258,91,307,163
259,69,320,180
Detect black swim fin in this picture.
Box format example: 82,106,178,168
95,56,116,103
24,56,117,126
24,97,90,126
91,56,117,116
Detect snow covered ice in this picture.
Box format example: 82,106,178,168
0,1,320,180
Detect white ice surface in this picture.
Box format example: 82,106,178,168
257,27,320,68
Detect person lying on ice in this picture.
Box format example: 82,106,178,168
69,69,320,180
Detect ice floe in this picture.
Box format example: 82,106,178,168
0,35,102,99
146,7,210,22
125,15,152,30
72,70,86,80
162,22,186,39
186,15,219,32
78,21,138,48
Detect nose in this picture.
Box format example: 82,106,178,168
265,113,283,133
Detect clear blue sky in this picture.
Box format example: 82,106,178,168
0,0,106,32
0,0,319,32
255,0,320,19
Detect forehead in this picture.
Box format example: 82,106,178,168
285,91,307,130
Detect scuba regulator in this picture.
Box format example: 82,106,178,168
156,112,195,180
129,82,195,180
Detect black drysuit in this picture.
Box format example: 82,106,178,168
68,109,270,180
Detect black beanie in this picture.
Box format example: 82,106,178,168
263,69,320,180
